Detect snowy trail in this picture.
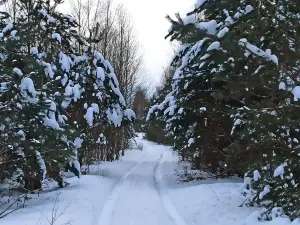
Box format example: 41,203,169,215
3,134,292,225
155,153,187,225
98,139,185,225
96,156,147,225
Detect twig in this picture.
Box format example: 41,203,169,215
38,192,73,225
0,194,25,219
211,189,220,201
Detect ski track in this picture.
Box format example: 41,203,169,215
96,156,147,225
96,138,187,225
154,153,187,225
109,154,171,225
2,135,281,225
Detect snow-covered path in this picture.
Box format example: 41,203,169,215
1,134,298,225
97,140,185,225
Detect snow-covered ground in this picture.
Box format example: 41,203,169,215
1,134,299,225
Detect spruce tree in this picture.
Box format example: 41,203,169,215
66,43,136,165
229,0,300,219
0,0,136,192
148,0,300,219
0,0,84,190
148,0,255,175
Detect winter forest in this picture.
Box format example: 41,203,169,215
0,0,300,224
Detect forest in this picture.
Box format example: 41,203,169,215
0,0,300,224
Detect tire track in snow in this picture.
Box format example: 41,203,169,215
155,153,187,225
95,157,146,225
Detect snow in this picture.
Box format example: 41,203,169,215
245,5,254,14
95,52,105,61
238,38,278,65
108,78,126,106
59,52,71,72
279,82,286,90
44,117,63,130
30,47,38,55
207,41,220,51
2,23,13,34
64,14,76,22
84,106,95,126
292,86,300,101
52,33,62,43
43,62,55,78
253,170,261,181
19,77,38,103
48,101,56,120
254,65,264,74
16,102,22,109
225,16,234,25
259,186,270,199
183,15,196,25
35,150,47,181
231,119,242,135
234,119,241,126
16,130,25,136
217,27,229,38
96,67,105,81
72,84,82,102
38,10,47,16
188,138,194,147
274,164,285,179
74,137,83,148
106,108,122,127
61,74,68,86
155,152,187,225
197,20,217,34
91,103,99,114
124,108,136,121
47,16,55,24
10,30,18,39
1,134,298,225
0,82,7,91
13,67,23,76
58,114,67,124
72,159,81,175
178,108,184,114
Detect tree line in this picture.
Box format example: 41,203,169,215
147,0,300,220
0,0,142,217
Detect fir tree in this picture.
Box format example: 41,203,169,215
148,0,300,219
66,42,136,165
0,0,84,190
148,0,255,175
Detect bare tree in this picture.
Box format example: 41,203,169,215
68,0,143,105
132,86,149,132
36,193,72,225
67,0,143,166
110,4,142,105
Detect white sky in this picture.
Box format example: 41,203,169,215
115,0,194,87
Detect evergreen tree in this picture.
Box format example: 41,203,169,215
0,0,136,190
148,0,300,218
0,0,85,190
66,43,136,166
145,67,173,145
148,0,254,175
230,0,300,219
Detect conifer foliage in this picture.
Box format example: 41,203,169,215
0,0,135,193
147,0,300,219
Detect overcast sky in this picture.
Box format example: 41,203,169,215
115,0,194,86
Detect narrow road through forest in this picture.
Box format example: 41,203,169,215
1,134,261,225
97,135,186,225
